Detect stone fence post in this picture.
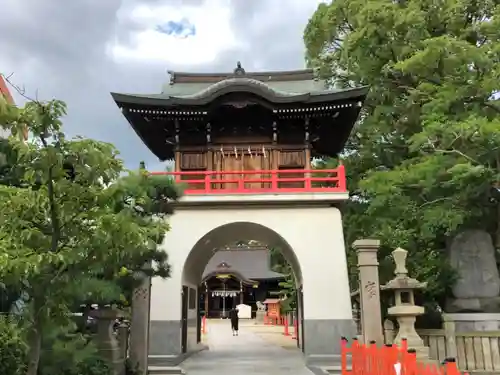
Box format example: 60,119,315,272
352,239,384,345
443,314,458,359
116,322,129,367
383,319,395,344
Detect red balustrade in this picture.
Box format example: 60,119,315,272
341,338,466,375
150,166,346,195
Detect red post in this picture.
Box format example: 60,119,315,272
341,337,349,375
292,318,298,340
337,164,346,191
403,349,417,375
305,169,312,189
338,339,467,375
204,172,211,193
444,358,461,375
368,341,378,375
386,344,400,375
271,170,278,190
264,314,269,325
283,315,290,336
351,338,360,375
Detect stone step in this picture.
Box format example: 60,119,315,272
306,354,349,367
307,364,347,375
321,365,344,374
148,366,185,375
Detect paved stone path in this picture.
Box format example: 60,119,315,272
181,320,314,374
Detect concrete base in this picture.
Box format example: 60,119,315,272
149,320,207,366
149,320,181,356
446,297,500,313
148,366,185,375
150,318,354,367
307,364,344,375
303,318,355,362
445,313,500,331
148,343,208,367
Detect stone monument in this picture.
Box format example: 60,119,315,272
382,248,430,361
447,229,500,313
446,230,500,330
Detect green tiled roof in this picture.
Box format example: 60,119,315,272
160,77,328,97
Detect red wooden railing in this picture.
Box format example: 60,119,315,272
341,338,466,375
150,166,346,195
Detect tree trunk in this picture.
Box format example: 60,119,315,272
26,312,42,375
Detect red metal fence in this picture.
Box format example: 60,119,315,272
341,338,466,375
150,166,346,195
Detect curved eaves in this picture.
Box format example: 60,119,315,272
110,84,370,107
202,270,257,286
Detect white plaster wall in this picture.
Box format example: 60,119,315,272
150,204,353,351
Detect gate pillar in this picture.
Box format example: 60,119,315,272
352,239,383,344
129,274,151,375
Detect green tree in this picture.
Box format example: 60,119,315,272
269,247,297,311
0,93,180,375
305,0,500,305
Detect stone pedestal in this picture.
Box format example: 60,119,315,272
255,310,266,324
352,239,383,345
388,306,430,359
445,313,500,332
89,308,125,375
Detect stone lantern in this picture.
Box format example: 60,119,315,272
89,306,126,375
382,247,430,360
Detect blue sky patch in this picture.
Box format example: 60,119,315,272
155,18,196,38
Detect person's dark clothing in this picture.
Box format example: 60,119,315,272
229,308,239,332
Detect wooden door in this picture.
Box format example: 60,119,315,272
221,155,244,190
181,286,188,353
213,148,272,191
196,285,202,343
299,286,305,352
243,154,260,190
242,151,271,189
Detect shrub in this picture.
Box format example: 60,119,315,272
38,322,112,375
0,315,27,375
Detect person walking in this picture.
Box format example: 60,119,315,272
229,307,239,336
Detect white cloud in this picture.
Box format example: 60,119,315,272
0,0,325,168
108,0,241,66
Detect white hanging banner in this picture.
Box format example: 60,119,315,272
211,290,239,298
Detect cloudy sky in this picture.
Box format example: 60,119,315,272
0,0,324,171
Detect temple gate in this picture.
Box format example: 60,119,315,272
111,63,368,370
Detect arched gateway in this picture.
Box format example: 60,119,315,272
111,63,368,367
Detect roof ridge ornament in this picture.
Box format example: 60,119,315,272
234,61,245,75
217,261,231,269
